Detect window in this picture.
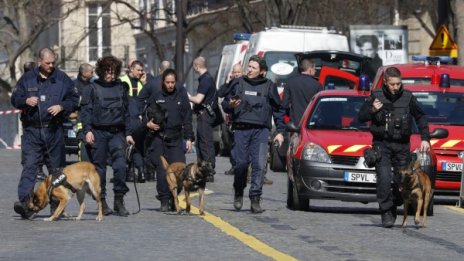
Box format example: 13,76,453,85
88,3,111,62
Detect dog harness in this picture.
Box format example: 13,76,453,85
182,163,205,192
47,171,78,199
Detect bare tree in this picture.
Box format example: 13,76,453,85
0,0,81,94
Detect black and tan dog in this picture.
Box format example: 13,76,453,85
399,159,433,228
160,155,214,215
29,161,103,222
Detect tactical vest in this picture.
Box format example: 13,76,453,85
370,89,412,141
234,78,273,128
92,83,126,126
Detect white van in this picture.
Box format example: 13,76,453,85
215,33,250,88
242,25,350,90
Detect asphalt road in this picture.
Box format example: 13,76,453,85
1,149,464,261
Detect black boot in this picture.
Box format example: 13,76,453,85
234,195,243,211
137,168,146,183
381,209,394,228
14,201,35,219
102,198,113,216
114,194,129,216
250,196,263,214
160,199,169,212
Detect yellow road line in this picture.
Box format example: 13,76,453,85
178,193,298,261
444,205,464,214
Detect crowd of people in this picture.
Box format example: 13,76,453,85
11,47,422,228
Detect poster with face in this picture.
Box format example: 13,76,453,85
349,25,408,66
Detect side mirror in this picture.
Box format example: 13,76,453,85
285,122,300,133
430,128,449,139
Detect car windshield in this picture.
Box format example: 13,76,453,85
402,78,464,86
307,96,370,131
414,92,464,125
264,51,298,87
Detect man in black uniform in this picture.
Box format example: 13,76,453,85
144,69,194,212
74,63,94,162
358,67,430,228
11,48,79,219
282,58,322,124
81,55,134,216
190,56,218,182
222,55,285,213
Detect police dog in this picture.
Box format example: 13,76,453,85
29,162,103,222
399,159,433,228
160,156,214,215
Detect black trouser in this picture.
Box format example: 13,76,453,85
146,136,185,201
196,111,216,169
374,140,411,212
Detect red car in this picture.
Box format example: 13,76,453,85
372,56,464,194
285,86,448,211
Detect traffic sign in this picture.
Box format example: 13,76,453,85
429,25,458,58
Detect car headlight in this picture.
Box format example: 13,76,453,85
302,142,331,163
459,151,464,159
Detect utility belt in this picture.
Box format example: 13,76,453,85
149,128,182,142
92,125,125,133
23,122,60,128
233,122,263,130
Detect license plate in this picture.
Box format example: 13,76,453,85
344,172,376,183
67,129,76,138
442,162,463,172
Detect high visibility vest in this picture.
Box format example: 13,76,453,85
120,74,143,97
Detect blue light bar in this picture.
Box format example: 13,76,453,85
234,33,251,41
411,55,453,64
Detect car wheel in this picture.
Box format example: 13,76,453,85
219,124,232,156
287,177,309,211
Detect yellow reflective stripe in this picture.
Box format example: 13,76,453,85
430,140,439,146
441,139,462,148
327,145,342,154
344,145,368,153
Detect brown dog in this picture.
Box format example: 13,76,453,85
160,156,213,215
399,159,433,228
29,161,103,222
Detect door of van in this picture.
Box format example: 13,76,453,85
318,67,359,90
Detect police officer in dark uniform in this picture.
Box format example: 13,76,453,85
11,48,79,219
144,69,194,212
74,63,94,162
222,55,285,214
358,66,430,228
80,55,135,217
282,58,322,124
190,56,218,182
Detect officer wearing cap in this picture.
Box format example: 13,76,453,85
11,47,79,219
222,55,285,213
80,55,135,216
358,66,430,228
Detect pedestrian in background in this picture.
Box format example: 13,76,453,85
80,55,134,216
144,69,194,212
12,47,79,219
358,67,430,228
120,60,146,183
74,63,94,162
190,56,218,182
282,58,322,125
221,55,285,213
218,63,243,176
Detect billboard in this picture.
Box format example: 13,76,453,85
349,25,408,66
